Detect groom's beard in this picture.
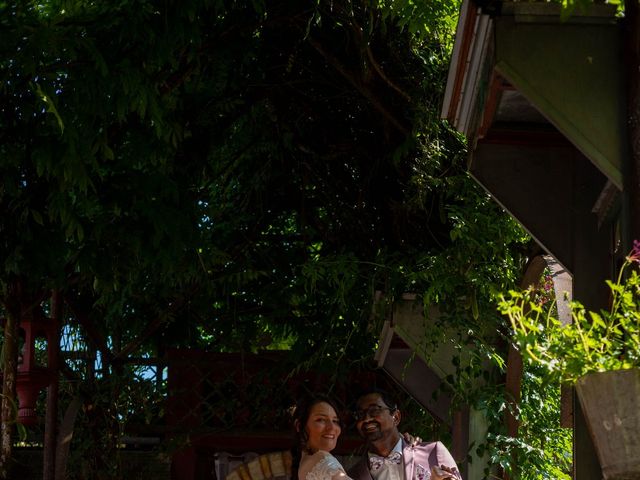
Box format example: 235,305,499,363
360,420,384,441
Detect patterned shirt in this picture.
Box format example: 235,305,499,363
368,439,404,480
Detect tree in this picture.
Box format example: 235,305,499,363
0,1,533,477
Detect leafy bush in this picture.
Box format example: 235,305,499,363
500,242,640,384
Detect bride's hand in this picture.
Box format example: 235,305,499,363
401,432,421,446
430,465,458,480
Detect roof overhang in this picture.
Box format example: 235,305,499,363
442,0,626,189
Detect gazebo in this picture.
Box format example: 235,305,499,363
437,0,626,478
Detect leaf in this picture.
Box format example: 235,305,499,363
32,82,65,134
470,288,479,320
31,210,44,226
589,311,605,329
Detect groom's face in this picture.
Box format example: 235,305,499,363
354,393,399,443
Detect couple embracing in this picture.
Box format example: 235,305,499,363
292,390,461,480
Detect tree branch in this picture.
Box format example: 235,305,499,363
307,37,410,137
111,292,193,362
63,293,114,365
348,18,413,103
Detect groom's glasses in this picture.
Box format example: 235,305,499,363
353,406,392,421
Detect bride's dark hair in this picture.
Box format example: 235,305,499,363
290,394,343,479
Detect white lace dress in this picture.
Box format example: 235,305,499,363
298,451,352,480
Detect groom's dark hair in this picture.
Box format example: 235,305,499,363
355,388,398,412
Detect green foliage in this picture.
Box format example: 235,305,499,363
559,0,624,19
62,367,167,480
0,0,208,295
0,0,474,356
397,159,530,408
500,247,640,384
0,0,538,478
375,0,461,50
478,363,572,480
493,248,640,478
447,267,571,480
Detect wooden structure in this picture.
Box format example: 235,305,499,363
2,5,629,479
438,0,627,478
166,349,413,480
376,1,628,478
375,297,477,479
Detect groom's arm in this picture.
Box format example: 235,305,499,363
432,442,461,480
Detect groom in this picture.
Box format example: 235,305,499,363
347,390,461,480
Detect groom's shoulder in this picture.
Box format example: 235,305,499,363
406,440,445,457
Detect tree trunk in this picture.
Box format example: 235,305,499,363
55,396,82,480
0,291,20,479
43,290,62,480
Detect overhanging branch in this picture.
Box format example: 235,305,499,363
307,37,410,137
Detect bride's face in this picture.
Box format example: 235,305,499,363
305,401,342,452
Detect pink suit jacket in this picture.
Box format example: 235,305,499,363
347,441,462,480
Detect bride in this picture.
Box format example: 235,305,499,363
292,395,352,480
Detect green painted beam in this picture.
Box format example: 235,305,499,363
494,15,625,189
390,296,493,480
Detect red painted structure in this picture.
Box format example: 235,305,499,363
165,349,406,480
0,305,58,428
16,308,57,426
